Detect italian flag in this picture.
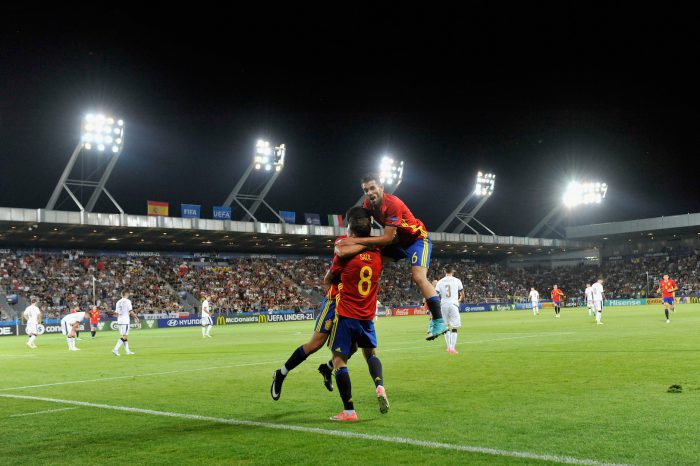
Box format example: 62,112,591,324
327,214,343,227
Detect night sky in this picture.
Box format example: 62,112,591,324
2,6,699,237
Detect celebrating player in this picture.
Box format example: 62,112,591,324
528,287,540,316
271,236,353,400
657,274,678,323
201,294,213,338
112,290,140,356
551,285,564,318
60,310,87,351
592,277,604,325
337,174,447,341
89,305,100,338
584,283,594,317
435,268,464,354
23,297,42,349
327,206,388,421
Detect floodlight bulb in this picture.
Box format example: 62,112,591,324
97,144,105,151
112,145,119,153
386,178,393,185
95,135,104,143
265,164,272,171
255,163,261,170
114,128,121,135
97,114,105,121
116,138,122,144
107,118,114,124
117,119,124,126
85,124,93,131
275,165,281,172
84,143,92,150
262,157,269,164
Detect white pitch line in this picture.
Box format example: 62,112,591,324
10,407,77,417
0,394,629,466
0,360,278,392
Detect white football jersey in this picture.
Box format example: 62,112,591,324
585,287,593,302
24,305,41,324
115,298,133,324
529,290,539,302
436,276,463,305
201,300,211,317
61,311,86,326
591,282,604,301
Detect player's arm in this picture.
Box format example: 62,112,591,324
38,311,42,325
334,240,368,259
459,289,465,303
345,225,396,248
129,310,140,323
323,269,337,288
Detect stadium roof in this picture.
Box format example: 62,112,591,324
0,207,591,258
566,212,700,239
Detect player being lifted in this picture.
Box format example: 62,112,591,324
435,268,464,354
271,235,349,401
337,174,447,340
657,274,678,323
551,285,564,318
592,277,604,325
528,287,540,316
584,283,594,317
328,206,387,421
201,294,213,338
23,297,42,349
112,290,140,356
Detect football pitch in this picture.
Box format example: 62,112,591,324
1,305,698,465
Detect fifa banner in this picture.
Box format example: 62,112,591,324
386,306,430,316
181,204,201,219
280,210,296,224
147,200,169,216
213,206,232,220
605,299,646,307
0,325,16,337
304,213,321,225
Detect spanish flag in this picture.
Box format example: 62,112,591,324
147,200,169,217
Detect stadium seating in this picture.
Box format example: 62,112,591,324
1,250,698,317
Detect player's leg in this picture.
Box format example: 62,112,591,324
407,238,446,340
201,322,207,337
91,324,96,338
595,301,603,324
448,304,461,353
123,334,134,354
359,319,388,413
206,321,212,336
329,316,358,421
664,299,671,322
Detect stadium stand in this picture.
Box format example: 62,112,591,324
2,249,698,317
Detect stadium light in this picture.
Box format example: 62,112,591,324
563,181,608,208
379,156,404,187
81,113,125,154
253,139,285,171
474,172,496,196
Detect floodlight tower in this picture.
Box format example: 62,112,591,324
528,181,608,237
222,139,286,222
46,113,126,213
355,155,404,206
437,172,496,235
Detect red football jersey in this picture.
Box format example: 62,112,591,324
659,279,677,298
551,289,564,301
89,309,100,324
326,236,347,300
331,248,383,320
363,193,428,248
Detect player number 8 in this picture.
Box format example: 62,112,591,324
358,266,373,296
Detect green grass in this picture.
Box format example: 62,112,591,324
1,305,699,465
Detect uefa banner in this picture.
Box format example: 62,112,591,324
213,206,232,220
